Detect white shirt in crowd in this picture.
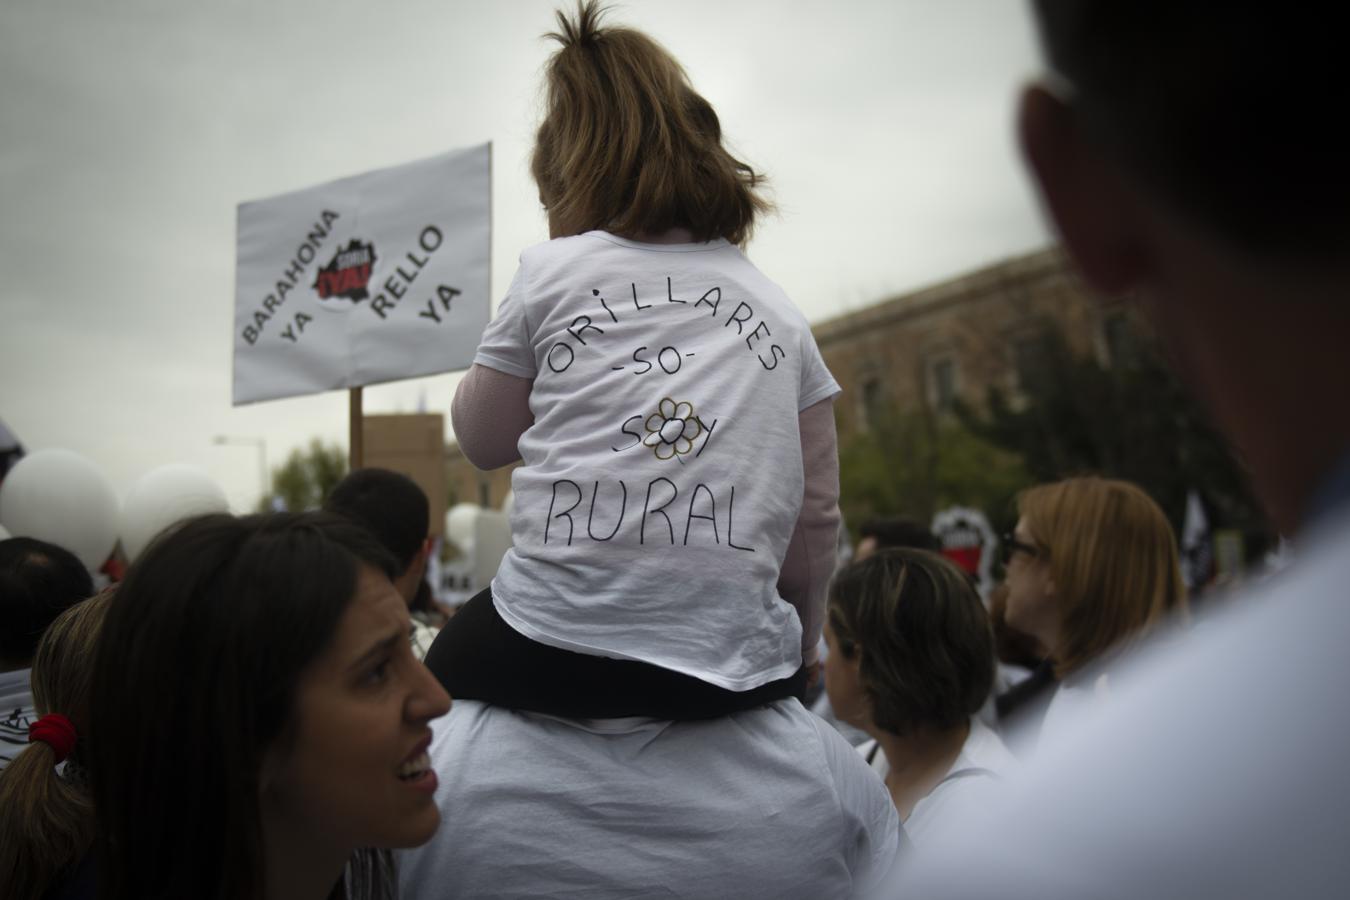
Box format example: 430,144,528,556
0,667,34,772
398,698,899,900
897,509,1350,898
856,717,1016,847
1033,670,1110,755
473,231,839,691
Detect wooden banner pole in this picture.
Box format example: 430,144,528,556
349,386,364,471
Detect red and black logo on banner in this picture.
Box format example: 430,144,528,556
314,239,377,302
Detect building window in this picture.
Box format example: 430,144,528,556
1013,332,1052,392
860,376,885,431
928,358,958,413
1102,312,1138,368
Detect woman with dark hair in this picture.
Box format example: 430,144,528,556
825,548,1016,846
0,590,111,900
89,512,451,900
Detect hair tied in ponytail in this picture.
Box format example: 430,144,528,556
28,714,77,763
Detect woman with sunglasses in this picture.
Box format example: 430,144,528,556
999,476,1187,752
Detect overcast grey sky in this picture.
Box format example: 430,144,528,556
0,0,1052,513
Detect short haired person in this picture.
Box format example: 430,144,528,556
90,513,451,900
326,468,440,657
0,538,94,771
900,2,1350,896
825,549,1015,847
813,518,944,738
1000,476,1186,750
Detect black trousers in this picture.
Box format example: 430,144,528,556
424,587,806,720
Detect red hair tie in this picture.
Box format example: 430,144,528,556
28,713,78,763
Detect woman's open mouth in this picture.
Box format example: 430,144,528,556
398,750,431,781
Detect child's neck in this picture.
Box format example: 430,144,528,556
623,227,695,244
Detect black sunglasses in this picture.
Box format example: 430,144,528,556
1001,533,1040,563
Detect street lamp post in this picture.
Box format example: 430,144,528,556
212,435,268,508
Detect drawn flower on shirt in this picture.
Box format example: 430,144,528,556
643,397,703,461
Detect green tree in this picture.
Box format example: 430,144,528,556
838,409,1031,538
260,439,348,512
956,325,1273,556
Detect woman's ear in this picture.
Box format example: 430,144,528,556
1017,83,1147,295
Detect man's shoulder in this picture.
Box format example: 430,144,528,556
900,519,1350,897
408,700,899,900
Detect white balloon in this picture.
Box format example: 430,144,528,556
121,464,230,561
0,449,120,571
445,502,482,552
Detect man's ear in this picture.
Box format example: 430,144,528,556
1018,84,1146,295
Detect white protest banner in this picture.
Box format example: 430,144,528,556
233,143,490,405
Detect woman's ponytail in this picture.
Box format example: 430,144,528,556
0,722,94,900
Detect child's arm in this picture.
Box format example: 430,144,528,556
777,397,841,670
451,364,535,470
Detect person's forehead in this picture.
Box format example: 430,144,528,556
327,569,408,653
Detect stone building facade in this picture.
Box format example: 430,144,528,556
815,245,1136,442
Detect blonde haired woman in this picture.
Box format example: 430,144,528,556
1001,476,1187,751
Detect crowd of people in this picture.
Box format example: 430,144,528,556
3,0,1348,897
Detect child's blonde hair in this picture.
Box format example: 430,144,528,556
532,1,772,244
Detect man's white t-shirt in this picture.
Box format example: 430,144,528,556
398,698,899,900
1034,671,1111,754
473,232,840,690
856,717,1016,847
897,510,1350,898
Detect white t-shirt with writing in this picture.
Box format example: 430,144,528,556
397,698,899,900
474,232,840,690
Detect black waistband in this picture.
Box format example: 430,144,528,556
423,588,806,720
